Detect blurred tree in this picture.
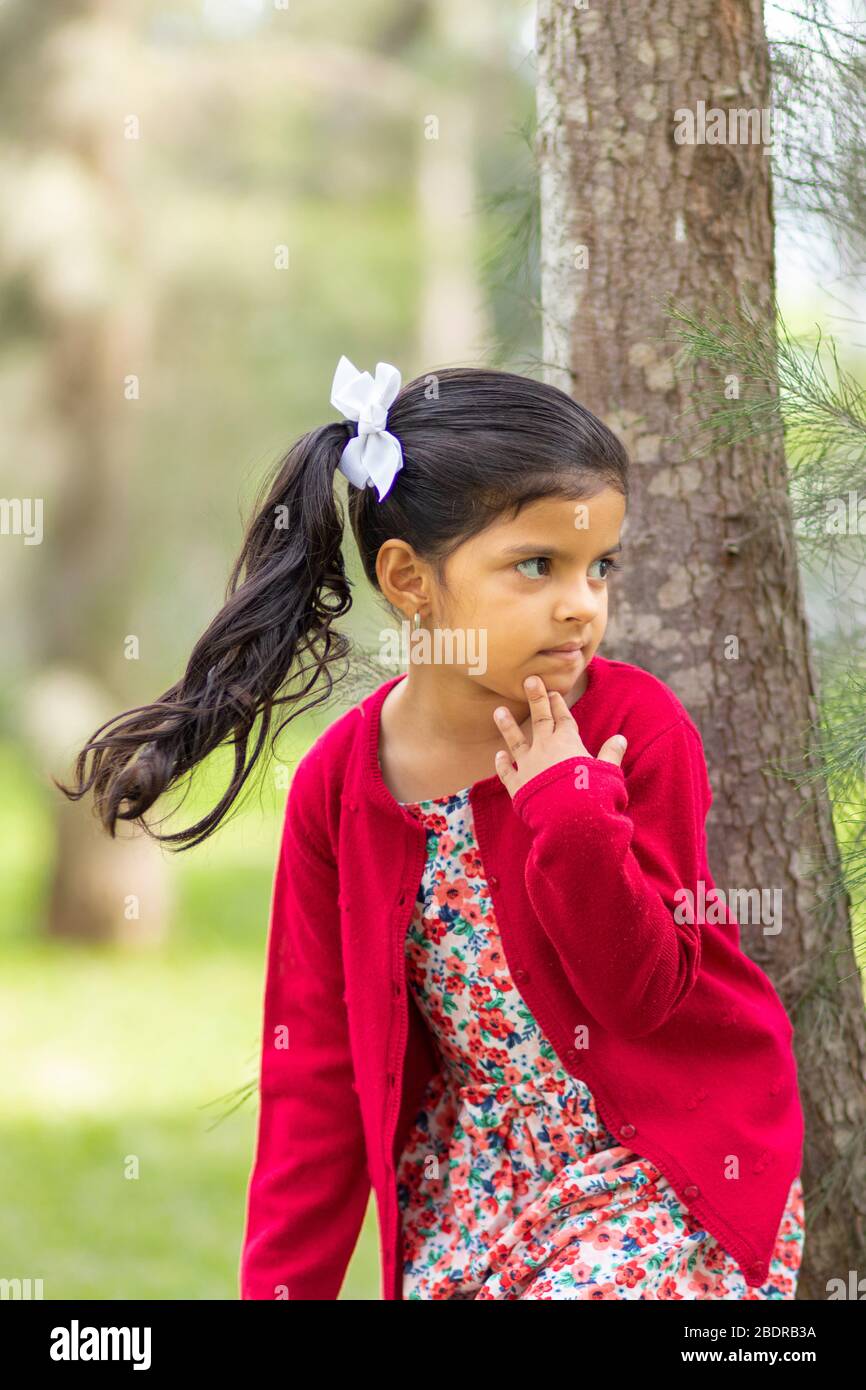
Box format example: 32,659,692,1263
414,0,496,367
0,0,170,942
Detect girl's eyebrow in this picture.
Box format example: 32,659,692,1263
500,541,624,560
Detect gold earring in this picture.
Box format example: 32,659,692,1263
413,609,421,630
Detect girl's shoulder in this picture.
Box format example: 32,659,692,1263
584,654,707,760
280,674,395,844
592,657,714,813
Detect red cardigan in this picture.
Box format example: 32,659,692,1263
239,654,804,1299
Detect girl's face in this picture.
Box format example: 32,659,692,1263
425,487,626,703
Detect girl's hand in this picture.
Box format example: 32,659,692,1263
493,675,627,800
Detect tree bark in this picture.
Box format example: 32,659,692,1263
535,0,866,1298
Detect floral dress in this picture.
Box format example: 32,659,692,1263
395,784,805,1300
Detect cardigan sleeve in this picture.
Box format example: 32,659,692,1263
239,748,370,1299
510,715,711,1042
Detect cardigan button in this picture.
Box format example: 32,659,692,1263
488,875,500,889
748,1261,764,1281
514,968,527,982
683,1184,699,1200
565,1048,577,1062
619,1123,636,1140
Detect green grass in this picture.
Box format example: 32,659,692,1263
0,939,382,1300
0,735,382,1299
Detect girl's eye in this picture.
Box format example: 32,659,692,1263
589,556,621,580
515,557,551,579
515,556,622,580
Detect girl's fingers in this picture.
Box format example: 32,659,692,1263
494,748,518,789
493,703,529,758
549,689,573,728
524,676,554,731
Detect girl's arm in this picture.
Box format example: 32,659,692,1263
510,716,712,1041
239,749,370,1300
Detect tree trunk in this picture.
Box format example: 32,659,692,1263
535,0,866,1298
12,4,170,943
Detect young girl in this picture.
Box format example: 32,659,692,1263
59,355,806,1300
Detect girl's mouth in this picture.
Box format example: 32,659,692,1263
537,643,586,662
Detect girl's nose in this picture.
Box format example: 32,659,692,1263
552,581,602,624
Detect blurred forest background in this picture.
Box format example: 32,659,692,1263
0,0,863,1298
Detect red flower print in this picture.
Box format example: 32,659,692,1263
701,1242,729,1275
482,1008,511,1041
468,981,493,1007
477,942,508,978
547,1125,578,1157
526,1277,555,1298
615,1263,646,1289
460,848,483,878
628,1215,660,1250
591,1225,625,1254
511,1169,533,1202
486,1047,510,1069
687,1270,726,1296
459,1084,490,1108
419,913,449,944
654,1209,676,1237
430,1276,460,1299
434,877,474,912
586,1282,619,1299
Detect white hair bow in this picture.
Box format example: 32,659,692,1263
330,354,403,501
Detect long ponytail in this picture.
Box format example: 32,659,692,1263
55,422,354,850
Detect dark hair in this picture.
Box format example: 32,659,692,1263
54,365,629,849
